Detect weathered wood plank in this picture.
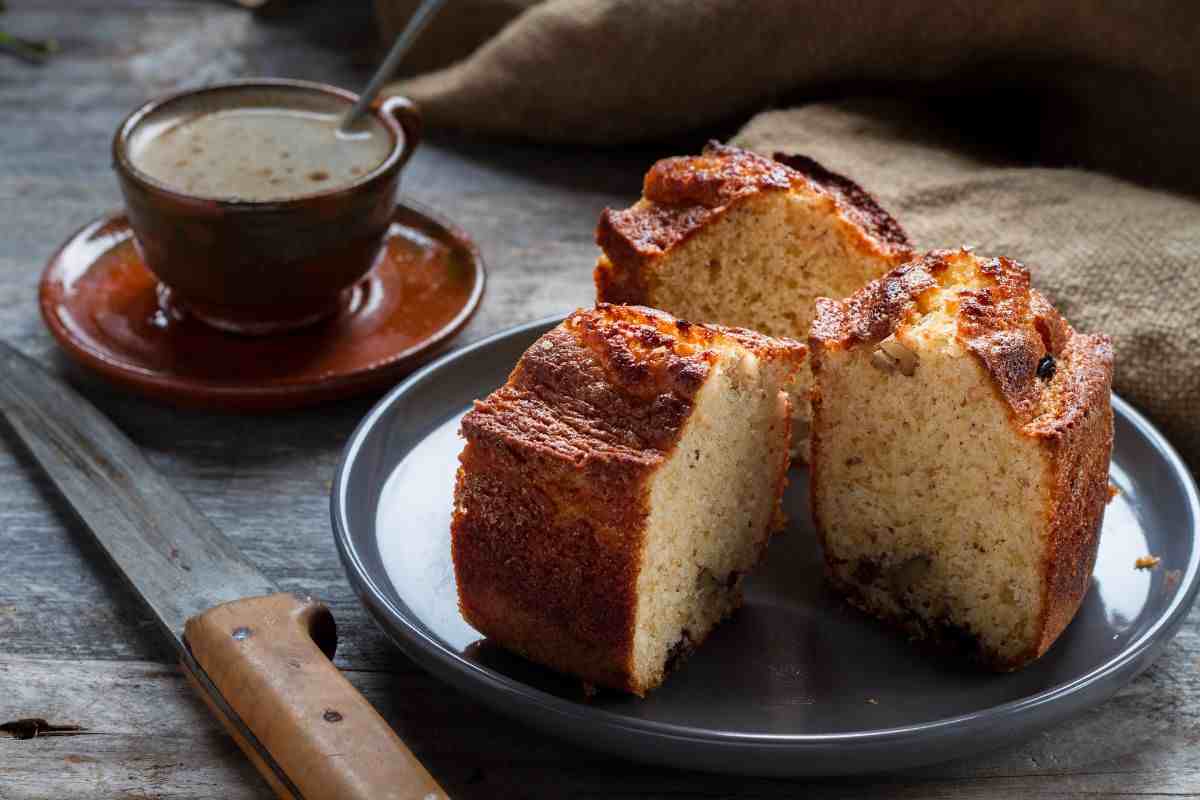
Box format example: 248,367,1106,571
2,647,1198,799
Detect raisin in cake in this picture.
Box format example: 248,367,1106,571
808,249,1114,669
594,142,913,458
452,304,806,694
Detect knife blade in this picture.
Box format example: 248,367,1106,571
0,344,277,644
0,341,448,800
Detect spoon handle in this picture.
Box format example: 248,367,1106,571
341,0,448,131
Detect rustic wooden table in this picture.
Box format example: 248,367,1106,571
2,2,1197,798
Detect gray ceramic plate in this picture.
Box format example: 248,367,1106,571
332,315,1200,776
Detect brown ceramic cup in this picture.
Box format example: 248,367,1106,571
113,79,421,335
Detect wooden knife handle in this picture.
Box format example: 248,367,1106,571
182,593,448,800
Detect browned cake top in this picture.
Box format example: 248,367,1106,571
462,304,806,465
810,249,1113,435
595,142,912,271
643,142,795,208
809,261,939,344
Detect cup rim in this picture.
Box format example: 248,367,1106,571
112,78,407,209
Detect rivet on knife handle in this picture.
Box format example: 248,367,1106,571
183,592,449,800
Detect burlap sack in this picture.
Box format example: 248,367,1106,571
373,0,538,79
377,1,1200,468
380,0,1200,192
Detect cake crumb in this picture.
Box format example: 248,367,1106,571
1107,483,1120,503
1135,555,1161,570
1164,569,1182,593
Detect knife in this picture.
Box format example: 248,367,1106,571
0,341,449,800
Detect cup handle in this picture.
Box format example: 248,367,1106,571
382,95,422,169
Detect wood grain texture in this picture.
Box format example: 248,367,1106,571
2,629,1198,799
0,2,1197,799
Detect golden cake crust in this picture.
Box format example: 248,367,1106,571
809,249,1114,669
809,249,1113,429
452,304,805,693
594,142,913,305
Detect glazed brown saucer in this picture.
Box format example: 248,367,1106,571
39,202,484,412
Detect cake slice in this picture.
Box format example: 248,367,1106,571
452,304,805,694
594,142,913,458
809,249,1114,669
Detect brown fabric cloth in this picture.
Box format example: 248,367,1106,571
745,100,1200,470
380,0,1200,192
373,0,538,79
377,2,1200,468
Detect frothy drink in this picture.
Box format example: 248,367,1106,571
127,87,393,202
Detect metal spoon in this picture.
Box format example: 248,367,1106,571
339,0,447,132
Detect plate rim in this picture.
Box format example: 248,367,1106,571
332,313,1200,749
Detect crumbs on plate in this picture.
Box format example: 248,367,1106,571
1135,555,1162,570
1164,569,1182,594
